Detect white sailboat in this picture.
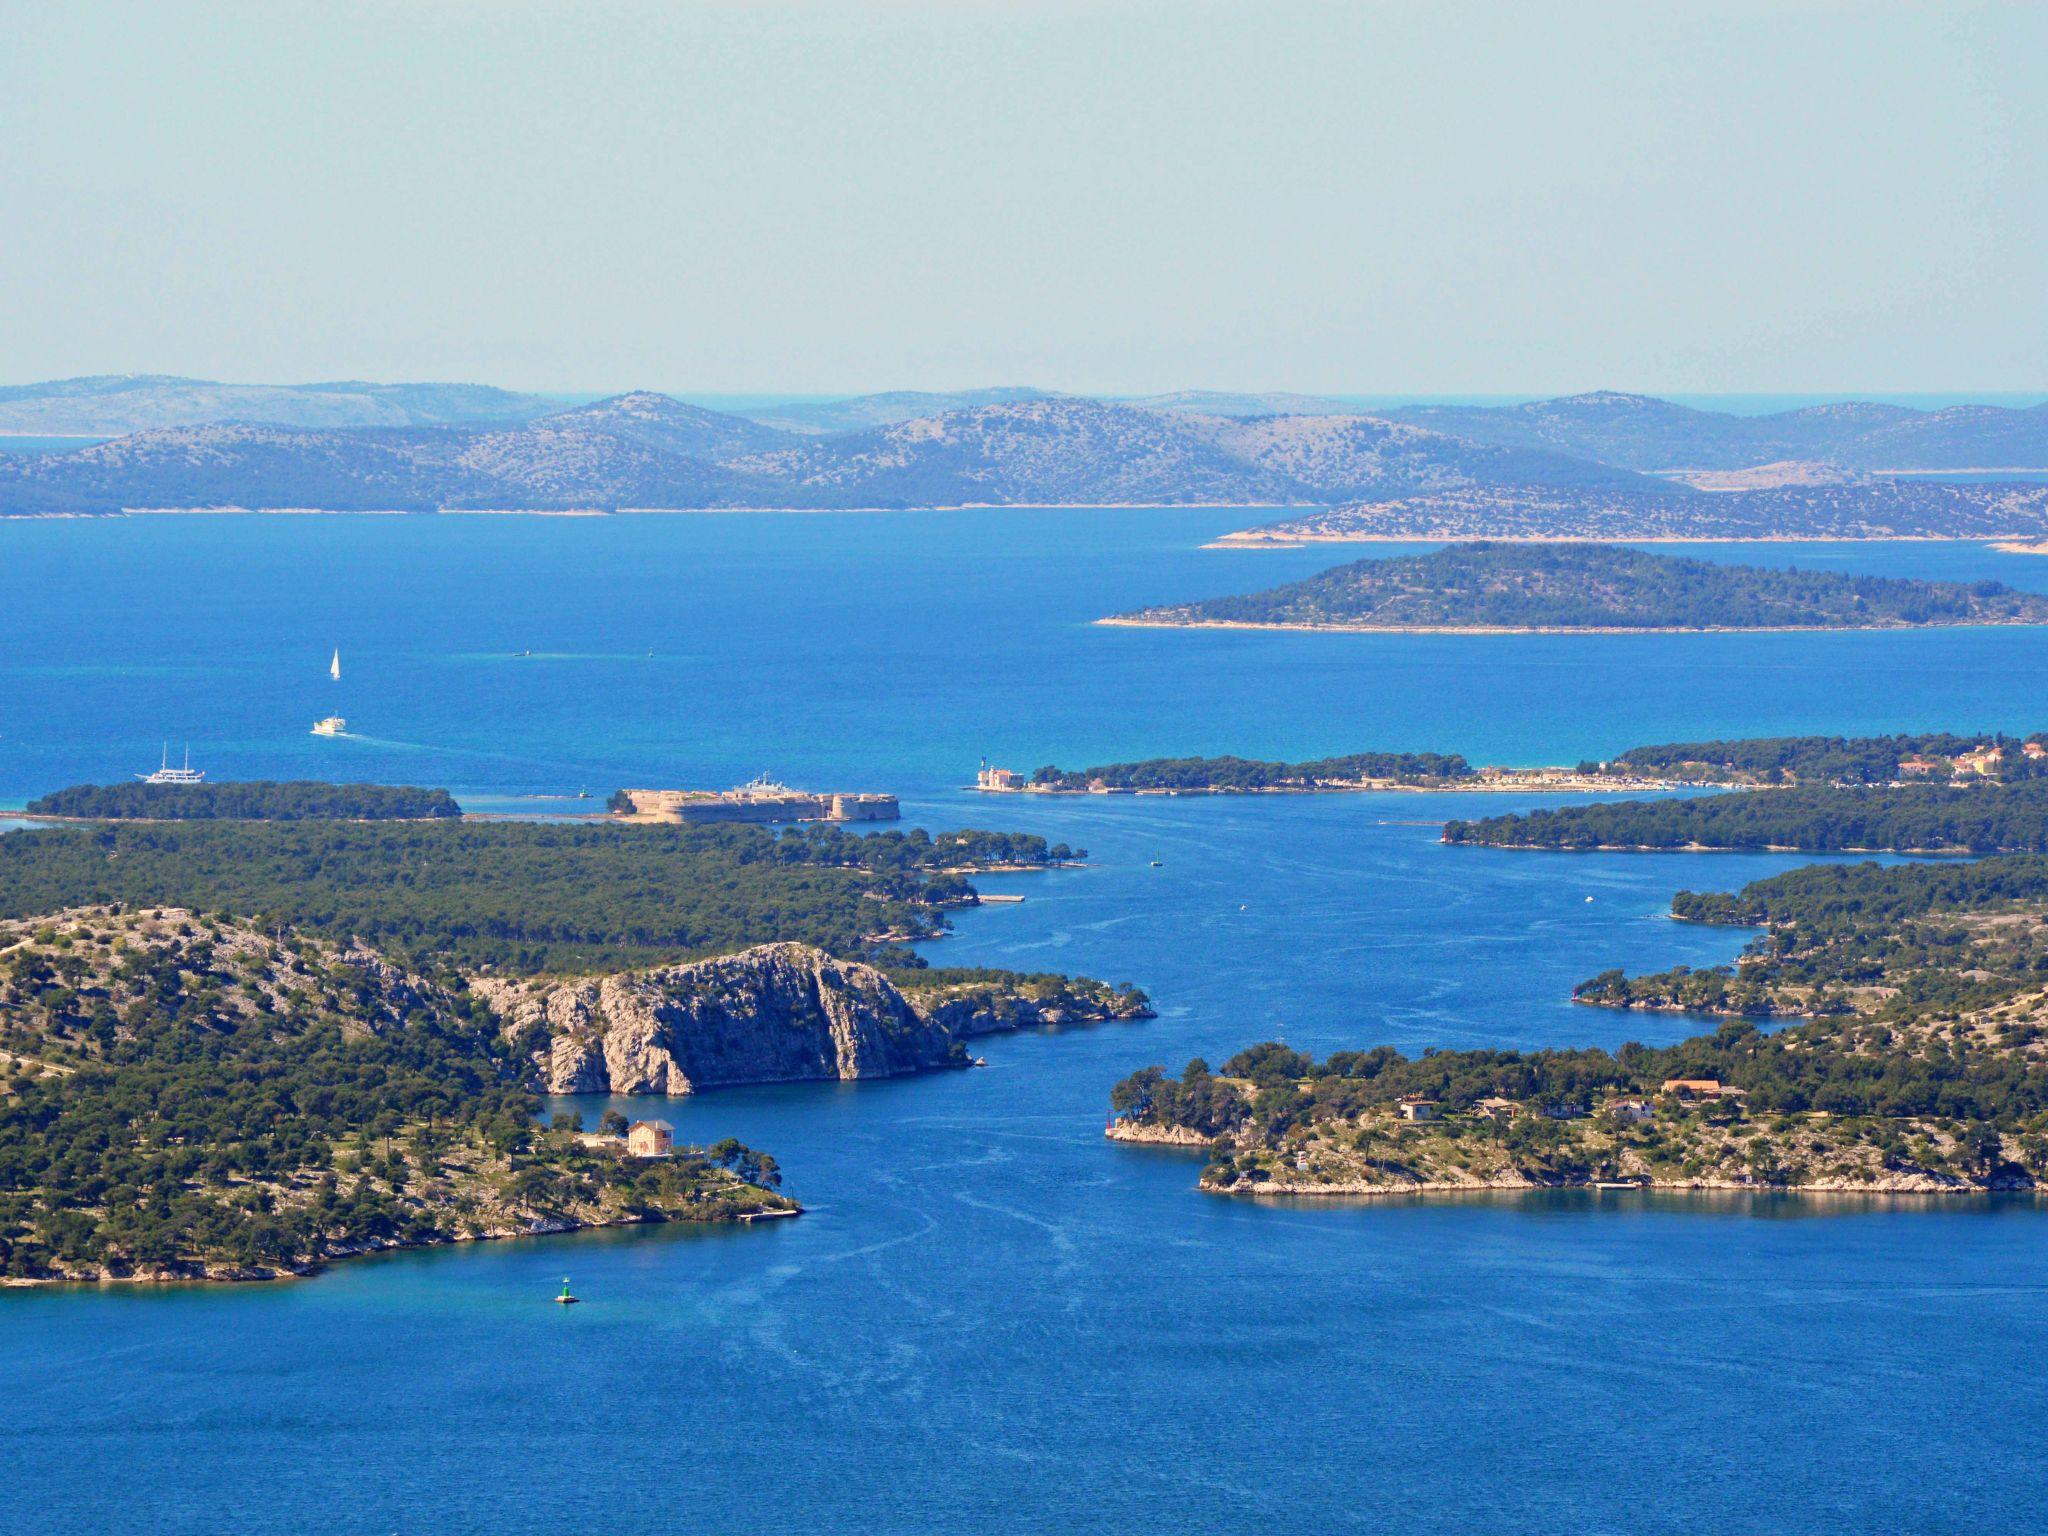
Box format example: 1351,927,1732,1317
315,648,347,733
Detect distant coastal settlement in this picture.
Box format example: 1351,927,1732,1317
974,730,2048,802
1108,851,2048,1197
1106,542,2048,634
0,809,1142,1283
1206,481,2048,547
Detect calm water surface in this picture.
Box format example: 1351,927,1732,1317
3,512,2048,1534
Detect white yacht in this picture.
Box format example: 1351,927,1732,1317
140,744,205,784
312,717,347,737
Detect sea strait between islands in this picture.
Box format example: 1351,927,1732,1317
9,505,2048,1532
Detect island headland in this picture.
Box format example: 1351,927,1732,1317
0,807,1146,1284
1103,541,2048,633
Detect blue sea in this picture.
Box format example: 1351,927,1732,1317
4,511,2048,1534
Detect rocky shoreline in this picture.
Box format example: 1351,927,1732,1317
1198,1169,2036,1198
1105,1121,1213,1147
1102,1116,2039,1199
0,1201,798,1288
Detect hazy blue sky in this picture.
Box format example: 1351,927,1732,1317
2,1,2043,395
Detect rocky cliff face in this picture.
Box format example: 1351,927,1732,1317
473,944,1152,1095
474,943,967,1094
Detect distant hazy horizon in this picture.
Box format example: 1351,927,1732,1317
5,380,2048,421
2,2,2042,394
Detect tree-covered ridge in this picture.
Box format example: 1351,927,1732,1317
1577,855,2048,1020
0,820,1078,976
1443,782,2048,854
1110,1000,2048,1195
0,907,791,1282
1026,751,1472,792
1605,732,2048,785
1109,541,2048,631
1108,856,2048,1196
26,780,463,821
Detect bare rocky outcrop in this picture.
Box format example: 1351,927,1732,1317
474,943,967,1094
474,944,1152,1095
1106,1121,1213,1148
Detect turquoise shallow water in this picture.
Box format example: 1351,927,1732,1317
4,513,2048,1534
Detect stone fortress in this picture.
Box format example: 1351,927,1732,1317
614,775,899,825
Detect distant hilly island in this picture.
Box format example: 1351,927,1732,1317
0,375,563,434
1106,542,2048,634
0,391,1654,515
1,377,2045,529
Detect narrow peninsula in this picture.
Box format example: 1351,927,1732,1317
25,780,463,821
1102,541,2048,633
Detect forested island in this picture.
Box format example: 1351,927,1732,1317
1443,781,2048,854
1104,542,2048,633
1019,752,1473,793
989,731,2048,802
25,780,463,821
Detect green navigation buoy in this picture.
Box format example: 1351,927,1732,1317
555,1276,580,1305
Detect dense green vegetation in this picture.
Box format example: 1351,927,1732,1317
26,780,463,820
1113,1009,2048,1191
0,820,1076,975
1113,541,2048,631
1603,732,2048,785
1112,851,2048,1194
0,910,789,1280
1578,855,2048,1019
1027,751,1471,791
1444,782,2048,853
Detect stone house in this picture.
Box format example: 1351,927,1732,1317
625,1119,674,1157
